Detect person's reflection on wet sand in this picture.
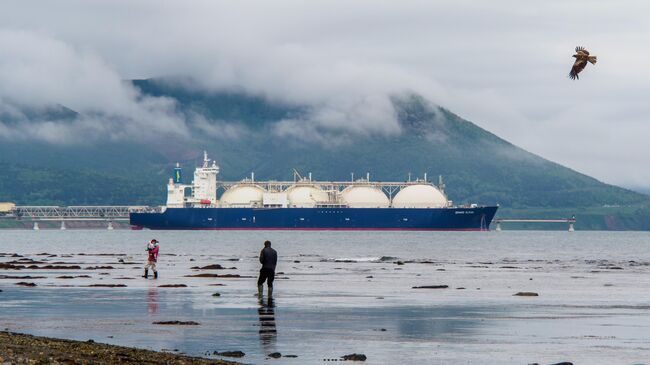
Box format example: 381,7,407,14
258,297,277,352
147,286,159,315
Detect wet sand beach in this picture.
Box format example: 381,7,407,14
1,230,650,364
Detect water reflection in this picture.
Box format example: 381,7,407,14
147,286,159,315
258,297,277,353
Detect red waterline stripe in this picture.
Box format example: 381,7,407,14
135,226,489,232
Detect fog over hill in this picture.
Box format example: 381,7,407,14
0,78,648,230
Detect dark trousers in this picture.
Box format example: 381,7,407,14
258,268,275,287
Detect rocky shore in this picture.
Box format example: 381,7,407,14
0,331,240,365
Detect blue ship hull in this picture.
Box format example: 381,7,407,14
130,206,498,231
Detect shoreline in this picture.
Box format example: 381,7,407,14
0,331,241,365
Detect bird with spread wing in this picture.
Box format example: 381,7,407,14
569,46,597,80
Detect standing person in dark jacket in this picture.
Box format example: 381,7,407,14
257,240,277,297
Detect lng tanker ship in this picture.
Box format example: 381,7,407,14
129,152,498,230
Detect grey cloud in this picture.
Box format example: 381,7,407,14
0,1,649,187
189,113,248,140
0,30,189,144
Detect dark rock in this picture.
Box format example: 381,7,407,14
284,354,298,358
500,266,520,269
15,282,36,287
549,363,573,365
395,261,405,265
0,275,46,279
153,321,200,325
40,265,82,270
87,284,127,288
365,276,373,278
10,259,44,264
513,292,539,297
412,285,448,289
85,266,115,270
456,287,466,290
436,269,445,271
158,284,187,288
342,353,367,361
293,260,301,263
188,273,248,278
57,275,90,279
191,264,225,270
185,273,220,278
212,293,221,297
213,350,245,358
268,352,282,358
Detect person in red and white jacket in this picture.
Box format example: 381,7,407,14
144,239,160,279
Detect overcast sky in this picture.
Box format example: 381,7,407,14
0,0,649,189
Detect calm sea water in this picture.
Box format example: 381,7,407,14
1,230,650,364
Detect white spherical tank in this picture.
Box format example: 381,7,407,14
220,184,266,207
286,185,328,208
341,186,390,208
392,184,448,208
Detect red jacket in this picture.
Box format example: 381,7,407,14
147,244,159,262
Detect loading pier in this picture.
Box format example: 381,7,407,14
1,206,148,230
493,217,576,231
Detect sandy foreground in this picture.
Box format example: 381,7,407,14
0,331,240,365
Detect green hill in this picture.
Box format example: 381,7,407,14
0,77,648,230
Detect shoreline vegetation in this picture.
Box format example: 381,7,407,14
0,331,241,365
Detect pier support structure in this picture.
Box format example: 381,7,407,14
7,206,135,230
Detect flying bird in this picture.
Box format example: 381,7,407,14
569,46,597,80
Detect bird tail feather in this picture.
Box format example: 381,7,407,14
588,56,597,65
